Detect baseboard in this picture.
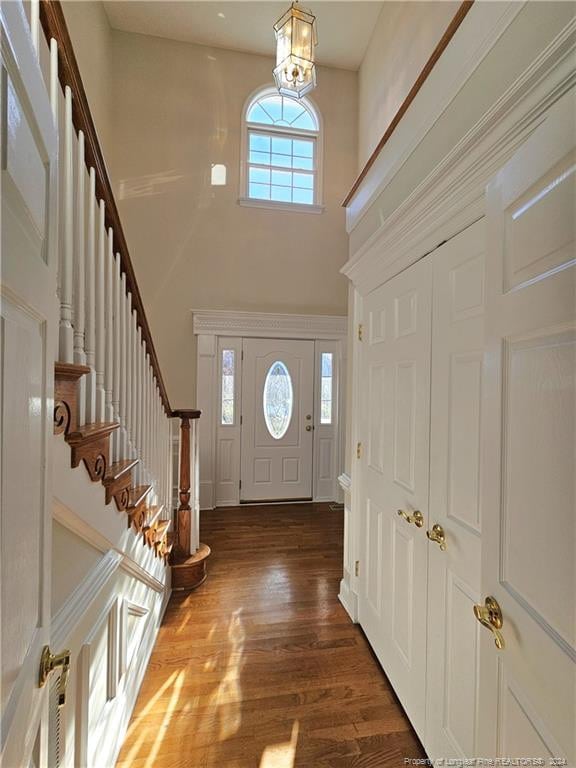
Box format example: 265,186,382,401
338,578,358,622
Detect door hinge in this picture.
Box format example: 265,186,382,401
241,349,244,361
240,414,243,425
358,323,363,341
356,442,362,459
355,560,360,577
239,479,242,489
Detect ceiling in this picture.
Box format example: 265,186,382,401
103,1,384,71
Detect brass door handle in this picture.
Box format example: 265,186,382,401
473,596,505,650
426,523,447,550
397,509,424,528
39,645,71,707
305,425,312,432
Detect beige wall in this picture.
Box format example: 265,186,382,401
109,30,357,407
358,1,459,169
62,1,113,160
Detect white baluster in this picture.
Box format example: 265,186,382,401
131,311,139,471
125,292,133,456
112,255,122,459
31,0,40,55
94,201,106,421
119,276,128,457
59,85,74,363
104,228,114,430
49,39,58,121
84,169,97,424
74,131,87,421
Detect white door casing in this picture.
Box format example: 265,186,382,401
240,338,314,502
477,90,575,761
1,2,59,765
358,256,432,740
425,220,486,759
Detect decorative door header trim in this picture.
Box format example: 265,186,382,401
192,309,348,340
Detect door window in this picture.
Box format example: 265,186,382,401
263,361,293,439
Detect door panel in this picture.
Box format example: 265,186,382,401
425,220,486,760
240,338,314,501
359,256,432,740
478,90,575,761
1,2,58,765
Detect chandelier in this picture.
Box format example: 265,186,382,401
273,2,317,99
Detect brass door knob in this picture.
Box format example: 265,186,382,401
426,523,447,550
39,646,71,707
306,425,312,431
473,596,505,650
397,509,424,528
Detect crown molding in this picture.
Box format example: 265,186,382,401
192,309,348,339
342,16,576,295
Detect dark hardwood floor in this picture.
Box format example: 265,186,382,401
116,503,426,767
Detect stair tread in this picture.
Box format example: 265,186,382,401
128,484,152,509
67,422,119,444
143,504,165,530
104,458,139,483
154,519,171,539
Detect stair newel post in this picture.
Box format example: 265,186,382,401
73,130,87,424
175,412,193,558
104,228,115,434
58,84,74,364
84,168,97,425
112,255,122,460
94,200,106,422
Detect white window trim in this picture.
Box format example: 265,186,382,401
239,85,324,213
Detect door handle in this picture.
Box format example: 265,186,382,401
397,509,424,528
426,523,447,550
305,425,312,432
473,596,505,650
39,645,71,707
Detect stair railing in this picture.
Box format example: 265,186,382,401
28,0,201,560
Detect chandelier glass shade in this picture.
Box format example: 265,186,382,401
273,3,317,99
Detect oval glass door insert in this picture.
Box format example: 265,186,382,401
263,361,293,439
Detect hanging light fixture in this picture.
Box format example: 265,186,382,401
273,2,317,99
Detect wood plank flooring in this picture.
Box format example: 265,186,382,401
116,503,426,768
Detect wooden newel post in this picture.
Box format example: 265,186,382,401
171,409,211,590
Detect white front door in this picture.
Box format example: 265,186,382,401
1,3,59,766
477,91,575,761
358,256,432,740
240,338,314,502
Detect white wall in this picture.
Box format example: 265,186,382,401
358,1,460,169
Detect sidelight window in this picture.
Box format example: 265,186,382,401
221,349,235,425
320,352,333,424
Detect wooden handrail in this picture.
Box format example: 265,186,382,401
342,0,474,208
39,0,172,414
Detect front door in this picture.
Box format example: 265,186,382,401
477,90,575,761
240,338,314,502
1,3,59,766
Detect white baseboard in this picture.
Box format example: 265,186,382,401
338,578,358,623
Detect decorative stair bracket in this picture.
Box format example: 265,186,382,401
103,458,139,511
54,362,91,436
66,422,119,482
171,410,211,590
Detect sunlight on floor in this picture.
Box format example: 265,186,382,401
259,721,300,768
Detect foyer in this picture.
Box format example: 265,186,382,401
117,505,425,767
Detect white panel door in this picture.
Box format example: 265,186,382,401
425,220,486,759
358,256,432,740
240,338,314,502
1,3,59,766
477,91,575,762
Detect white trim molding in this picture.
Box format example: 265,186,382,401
192,309,347,340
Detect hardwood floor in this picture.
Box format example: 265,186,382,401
116,503,426,768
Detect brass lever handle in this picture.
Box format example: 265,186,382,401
473,596,505,650
397,509,424,528
39,645,71,707
426,523,447,550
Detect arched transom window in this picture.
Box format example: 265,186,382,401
242,88,322,210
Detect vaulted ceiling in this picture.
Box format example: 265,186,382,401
103,1,384,71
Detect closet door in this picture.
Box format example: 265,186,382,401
425,220,486,759
477,91,575,761
358,256,432,739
